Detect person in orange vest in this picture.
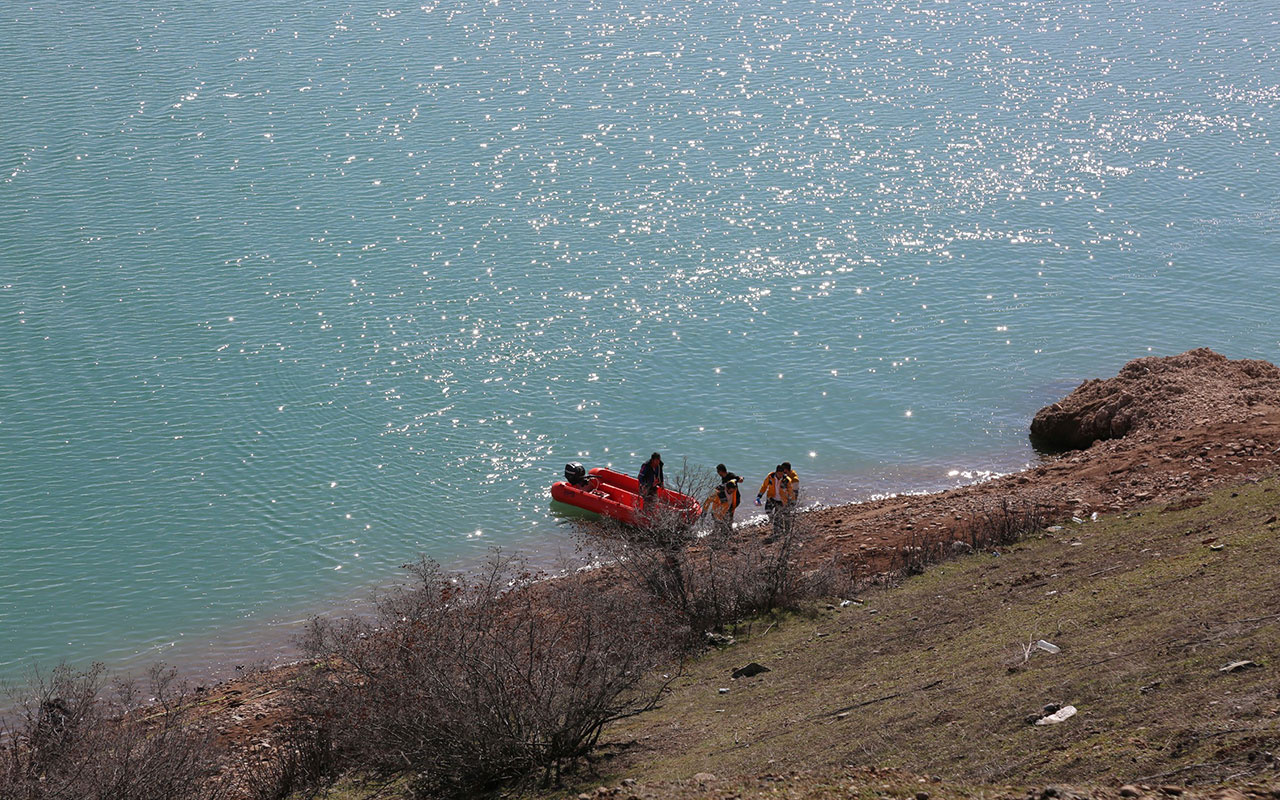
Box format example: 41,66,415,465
780,461,799,506
704,483,734,541
716,463,744,520
755,464,793,540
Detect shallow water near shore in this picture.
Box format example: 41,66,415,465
2,1,1279,680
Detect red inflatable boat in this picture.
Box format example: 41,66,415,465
550,465,701,527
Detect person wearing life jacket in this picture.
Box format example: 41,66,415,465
755,464,793,540
781,461,799,507
637,452,664,506
716,463,744,519
704,483,733,541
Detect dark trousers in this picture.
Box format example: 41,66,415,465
764,499,792,539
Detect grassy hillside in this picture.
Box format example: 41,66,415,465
570,478,1280,798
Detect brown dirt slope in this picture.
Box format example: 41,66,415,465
575,476,1280,800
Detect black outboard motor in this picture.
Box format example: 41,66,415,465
564,462,588,487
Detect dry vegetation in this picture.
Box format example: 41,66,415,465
580,468,845,638
289,554,676,799
275,465,861,799
0,663,229,800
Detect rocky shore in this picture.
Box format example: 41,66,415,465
802,348,1280,572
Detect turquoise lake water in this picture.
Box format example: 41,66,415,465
1,1,1278,680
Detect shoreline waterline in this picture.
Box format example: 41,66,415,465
7,445,1039,688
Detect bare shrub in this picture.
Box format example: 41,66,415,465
0,663,228,800
888,498,1050,577
242,717,337,800
297,552,673,799
586,466,839,637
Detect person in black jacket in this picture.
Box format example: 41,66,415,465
637,452,664,505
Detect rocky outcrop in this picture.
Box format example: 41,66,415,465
1030,348,1280,451
1030,385,1139,451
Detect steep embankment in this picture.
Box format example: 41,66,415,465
580,474,1280,800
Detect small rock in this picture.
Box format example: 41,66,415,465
693,772,716,783
1220,660,1260,673
1159,786,1183,796
621,778,637,787
731,662,771,680
717,687,730,694
837,711,851,719
1119,786,1141,798
916,792,930,800
1266,515,1278,525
